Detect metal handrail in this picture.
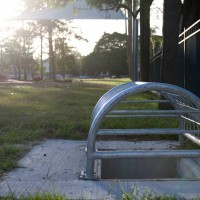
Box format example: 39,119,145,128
179,19,200,44
81,82,200,180
97,129,200,136
121,100,169,103
93,150,200,159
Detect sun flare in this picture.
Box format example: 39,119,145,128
0,0,23,22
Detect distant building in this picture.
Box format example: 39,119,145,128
43,59,50,73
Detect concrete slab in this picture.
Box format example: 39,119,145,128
0,140,200,199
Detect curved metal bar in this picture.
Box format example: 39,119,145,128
85,82,200,179
91,82,134,123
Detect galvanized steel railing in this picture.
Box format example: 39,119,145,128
80,82,200,180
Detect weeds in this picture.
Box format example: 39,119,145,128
0,193,67,200
0,145,21,175
121,184,176,200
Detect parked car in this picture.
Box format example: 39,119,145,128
32,73,41,81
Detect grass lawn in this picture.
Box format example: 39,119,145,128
0,78,130,175
0,78,199,175
0,78,200,200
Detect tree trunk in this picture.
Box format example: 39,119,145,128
140,0,153,82
48,23,53,80
23,41,27,81
40,32,44,80
182,0,200,29
52,45,56,81
18,51,21,80
61,40,66,79
161,0,182,84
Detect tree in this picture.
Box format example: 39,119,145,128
150,35,163,57
38,20,46,80
22,0,81,80
94,32,128,76
161,0,182,84
22,0,155,81
86,0,153,81
55,39,81,77
140,0,153,81
81,53,99,76
2,35,36,80
182,0,200,29
22,0,73,10
14,23,36,80
2,39,22,79
81,32,128,76
94,32,127,53
0,21,37,81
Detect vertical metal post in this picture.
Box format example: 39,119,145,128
179,116,185,146
183,28,186,89
132,0,139,81
133,19,138,81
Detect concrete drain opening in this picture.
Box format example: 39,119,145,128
98,158,200,180
100,158,178,179
80,82,200,180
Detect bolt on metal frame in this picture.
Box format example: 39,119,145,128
80,82,200,180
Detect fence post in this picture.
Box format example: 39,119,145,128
183,28,186,89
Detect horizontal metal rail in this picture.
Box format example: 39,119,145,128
179,19,200,37
97,129,200,136
106,114,177,118
106,109,200,118
176,104,198,111
120,100,169,104
184,133,200,146
179,29,200,44
92,150,200,159
181,116,200,126
109,110,200,114
179,19,200,44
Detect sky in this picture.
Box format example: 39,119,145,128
0,0,163,57
0,0,23,22
69,19,126,56
69,0,163,56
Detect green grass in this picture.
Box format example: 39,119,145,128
121,184,200,200
0,78,200,199
82,77,130,86
0,79,130,174
0,80,108,143
0,145,21,174
121,188,176,200
0,193,67,200
1,190,199,200
0,78,199,174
